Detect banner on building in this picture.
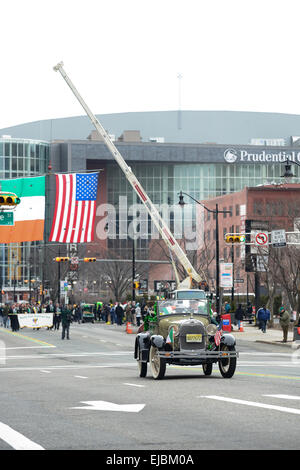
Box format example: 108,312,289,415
0,176,45,243
18,313,53,328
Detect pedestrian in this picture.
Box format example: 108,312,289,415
257,304,271,333
96,303,102,322
110,304,116,324
115,302,124,325
46,301,55,330
53,308,60,330
2,304,9,328
61,304,72,340
135,303,141,327
224,301,231,314
279,306,290,343
246,302,253,324
235,304,244,330
125,302,132,323
104,304,110,323
131,301,136,326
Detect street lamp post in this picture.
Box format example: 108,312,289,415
178,191,231,316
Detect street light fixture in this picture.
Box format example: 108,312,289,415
281,157,300,179
178,191,231,316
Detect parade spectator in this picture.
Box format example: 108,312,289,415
115,302,124,325
257,304,271,333
235,304,244,330
110,304,116,324
61,304,72,340
279,306,290,343
135,303,142,327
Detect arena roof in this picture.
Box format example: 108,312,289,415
1,110,300,145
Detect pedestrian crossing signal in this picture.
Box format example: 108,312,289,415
225,234,246,244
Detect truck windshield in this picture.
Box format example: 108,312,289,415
158,299,208,316
176,290,206,300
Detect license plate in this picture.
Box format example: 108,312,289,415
186,334,202,342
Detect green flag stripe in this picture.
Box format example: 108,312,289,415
0,176,45,197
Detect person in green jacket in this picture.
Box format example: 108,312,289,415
279,306,290,343
61,304,72,340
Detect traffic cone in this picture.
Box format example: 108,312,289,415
239,321,244,332
126,322,133,334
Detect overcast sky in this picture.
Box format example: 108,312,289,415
1,0,300,129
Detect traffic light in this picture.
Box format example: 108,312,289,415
84,257,96,262
0,193,21,206
133,281,140,289
55,257,70,262
225,234,246,244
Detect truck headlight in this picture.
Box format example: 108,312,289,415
206,324,218,336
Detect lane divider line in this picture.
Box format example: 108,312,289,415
199,395,300,416
0,421,44,450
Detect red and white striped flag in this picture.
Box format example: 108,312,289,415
49,172,99,243
214,328,223,347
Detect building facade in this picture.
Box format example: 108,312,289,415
0,136,50,301
49,138,300,295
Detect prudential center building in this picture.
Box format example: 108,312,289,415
1,110,300,297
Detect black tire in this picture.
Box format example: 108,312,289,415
138,359,147,377
149,345,166,380
202,362,213,376
218,344,237,378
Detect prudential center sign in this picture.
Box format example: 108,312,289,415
224,148,300,164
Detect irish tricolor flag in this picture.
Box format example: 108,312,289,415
0,176,45,243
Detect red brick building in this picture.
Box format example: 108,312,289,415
200,183,300,298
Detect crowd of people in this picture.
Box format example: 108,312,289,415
0,298,297,343
0,299,152,337
222,300,298,342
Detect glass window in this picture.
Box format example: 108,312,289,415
12,143,17,156
18,143,24,156
30,144,35,158
18,158,23,171
5,143,10,156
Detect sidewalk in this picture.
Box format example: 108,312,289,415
117,321,297,347
229,323,295,347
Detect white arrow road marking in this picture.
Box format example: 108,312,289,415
264,394,300,400
71,401,145,413
0,422,44,450
200,396,300,415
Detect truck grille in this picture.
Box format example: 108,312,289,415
179,319,206,350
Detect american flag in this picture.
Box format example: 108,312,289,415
214,328,223,347
49,172,99,243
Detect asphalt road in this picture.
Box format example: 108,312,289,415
0,322,299,451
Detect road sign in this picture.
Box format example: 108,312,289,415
220,263,233,288
0,211,14,226
271,229,286,248
70,256,79,265
255,232,268,246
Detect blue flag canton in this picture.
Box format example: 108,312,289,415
76,173,98,201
